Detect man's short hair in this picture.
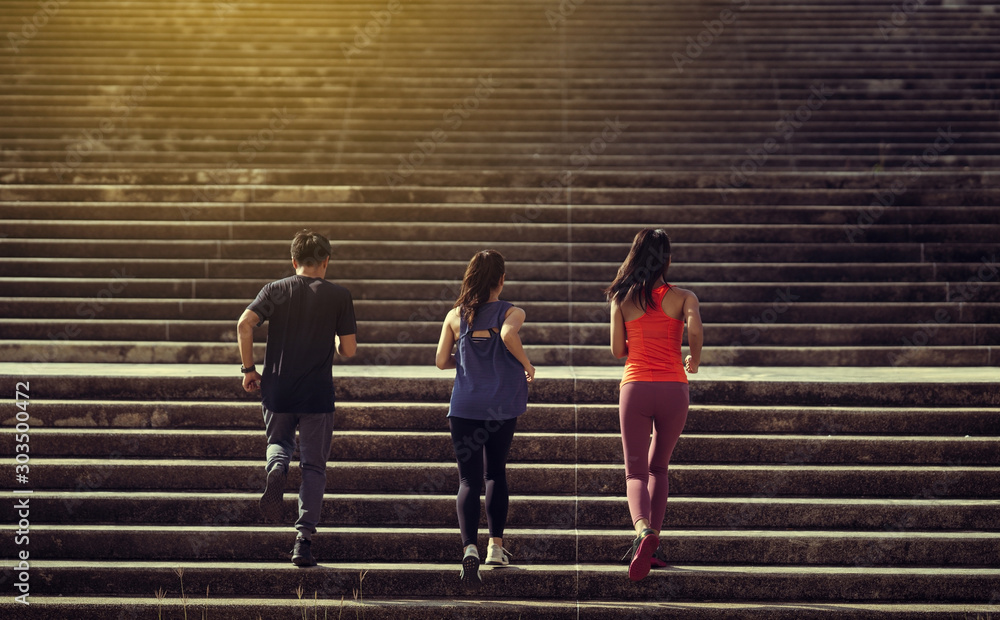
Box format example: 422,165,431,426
291,230,331,268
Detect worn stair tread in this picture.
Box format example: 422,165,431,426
8,559,999,575
20,526,1000,565
10,490,999,527
16,428,998,440
6,597,999,620
28,524,1000,539
11,427,998,464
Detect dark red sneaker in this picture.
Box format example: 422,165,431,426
627,528,659,582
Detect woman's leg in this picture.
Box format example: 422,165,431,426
647,383,689,531
449,416,485,548
619,382,655,529
482,417,518,541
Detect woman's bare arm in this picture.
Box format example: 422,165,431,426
683,291,703,373
609,300,628,359
501,306,535,382
435,309,458,370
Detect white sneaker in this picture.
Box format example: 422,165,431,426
459,545,481,589
485,543,512,566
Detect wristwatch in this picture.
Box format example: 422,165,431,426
240,364,256,374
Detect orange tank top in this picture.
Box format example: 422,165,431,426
620,284,688,386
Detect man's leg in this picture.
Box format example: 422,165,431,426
263,405,297,473
261,406,296,520
294,411,335,540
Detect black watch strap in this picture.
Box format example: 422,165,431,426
240,364,256,374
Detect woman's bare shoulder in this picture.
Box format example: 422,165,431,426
504,304,525,319
669,286,699,302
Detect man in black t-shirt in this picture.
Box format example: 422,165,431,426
237,230,357,567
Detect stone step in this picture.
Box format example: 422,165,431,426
6,215,1000,244
5,203,998,227
3,142,997,162
0,96,992,112
5,561,997,603
16,525,1000,566
6,153,999,170
6,339,997,366
7,598,1000,620
21,459,1000,497
11,400,998,436
7,277,996,303
2,51,998,63
4,239,995,264
6,297,998,324
0,169,996,192
0,86,990,101
9,492,997,531
13,220,998,244
10,428,995,465
7,259,999,284
5,365,998,407
3,126,994,140
4,186,1000,207
1,128,997,145
5,319,997,347
0,105,994,121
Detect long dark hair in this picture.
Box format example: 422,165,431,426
454,250,505,324
604,228,671,311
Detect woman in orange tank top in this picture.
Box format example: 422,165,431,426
605,228,703,581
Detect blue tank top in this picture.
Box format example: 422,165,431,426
448,300,528,421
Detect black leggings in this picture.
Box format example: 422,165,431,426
449,415,518,547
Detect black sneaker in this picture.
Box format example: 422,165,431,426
291,536,317,567
650,543,668,569
259,466,287,522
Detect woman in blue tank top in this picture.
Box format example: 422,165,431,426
435,249,535,589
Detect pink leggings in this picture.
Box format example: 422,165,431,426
619,381,689,529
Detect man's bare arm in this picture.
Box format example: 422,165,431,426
337,333,357,358
237,309,262,391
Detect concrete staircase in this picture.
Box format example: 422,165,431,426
3,364,1000,618
1,0,999,617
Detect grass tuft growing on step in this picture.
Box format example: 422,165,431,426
173,567,188,620
351,570,369,620
154,587,166,619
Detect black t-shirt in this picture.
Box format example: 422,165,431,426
248,275,357,413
